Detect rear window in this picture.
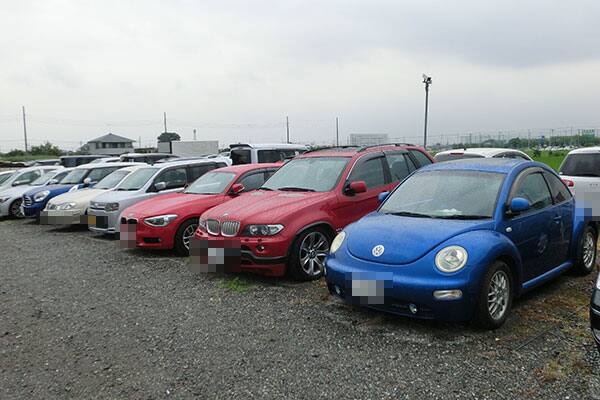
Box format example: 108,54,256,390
231,149,251,165
434,153,485,162
559,153,600,177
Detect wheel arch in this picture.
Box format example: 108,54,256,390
286,221,337,258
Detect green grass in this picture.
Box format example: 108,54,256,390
526,151,566,171
217,277,254,293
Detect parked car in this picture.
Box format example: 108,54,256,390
89,157,121,163
24,159,61,166
119,163,280,255
119,153,179,165
591,271,600,353
229,143,308,165
0,168,70,218
41,165,145,225
88,157,230,235
195,144,434,279
0,166,62,217
22,162,137,219
325,158,596,329
558,146,600,200
434,148,532,162
0,170,16,186
60,155,108,167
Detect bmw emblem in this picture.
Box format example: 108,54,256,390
372,245,385,257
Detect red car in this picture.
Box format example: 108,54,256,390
119,163,280,255
195,144,434,279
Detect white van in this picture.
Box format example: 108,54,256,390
228,143,308,165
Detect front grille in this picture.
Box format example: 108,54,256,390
221,221,240,237
90,202,106,211
23,196,32,206
120,217,137,224
206,219,220,235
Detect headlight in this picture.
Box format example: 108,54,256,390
198,218,207,232
57,202,77,210
143,214,178,227
242,224,284,236
330,231,346,254
435,246,468,273
68,186,79,193
34,190,50,202
0,196,10,204
104,202,119,212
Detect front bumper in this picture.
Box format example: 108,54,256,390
22,200,46,218
325,252,479,322
192,229,289,276
87,208,120,234
591,288,600,349
119,216,177,250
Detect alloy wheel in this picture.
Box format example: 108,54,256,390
182,223,198,250
583,231,596,270
10,200,24,218
299,231,330,277
487,270,509,321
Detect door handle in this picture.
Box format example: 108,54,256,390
552,215,561,223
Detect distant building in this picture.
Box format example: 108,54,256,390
349,134,389,146
86,133,135,155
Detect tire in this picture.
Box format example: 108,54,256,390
9,199,24,218
288,227,332,281
574,225,597,275
473,261,513,330
174,219,198,256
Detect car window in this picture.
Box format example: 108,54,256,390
0,172,15,185
230,149,251,165
262,157,350,192
281,150,298,158
117,167,159,190
15,170,42,185
53,171,70,182
31,170,56,186
238,172,266,191
258,150,283,163
385,153,416,182
513,172,553,210
559,153,600,177
185,171,236,194
513,153,530,160
95,170,131,190
189,164,215,182
154,167,187,189
87,167,120,182
409,149,433,166
543,172,572,204
349,157,386,189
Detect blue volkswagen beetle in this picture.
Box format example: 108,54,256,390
325,158,597,329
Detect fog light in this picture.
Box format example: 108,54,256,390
433,289,463,300
256,245,265,251
409,303,418,314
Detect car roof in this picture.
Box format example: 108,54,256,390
435,148,528,157
120,152,176,157
229,143,308,150
13,165,60,172
422,157,537,174
151,158,230,170
299,144,424,158
566,146,600,154
213,163,281,174
73,162,145,169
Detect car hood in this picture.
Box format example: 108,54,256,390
24,184,75,197
204,190,330,222
345,213,493,265
125,192,223,218
92,189,144,203
48,188,108,206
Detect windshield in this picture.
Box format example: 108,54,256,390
434,153,485,162
95,170,131,190
380,170,505,219
116,167,158,190
559,153,600,177
0,172,16,186
30,171,56,186
60,169,89,184
261,157,349,192
185,171,235,194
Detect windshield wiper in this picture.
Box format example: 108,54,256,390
278,187,316,192
259,187,273,191
386,211,433,218
434,215,490,220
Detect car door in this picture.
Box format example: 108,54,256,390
333,153,388,228
543,171,574,264
502,169,559,281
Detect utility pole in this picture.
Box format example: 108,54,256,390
163,112,167,133
22,106,28,152
335,117,339,146
422,74,432,149
193,129,197,141
286,116,290,144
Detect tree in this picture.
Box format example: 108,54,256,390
29,141,63,156
157,132,181,142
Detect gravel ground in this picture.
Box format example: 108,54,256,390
1,218,599,399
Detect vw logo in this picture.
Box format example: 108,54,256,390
372,245,385,257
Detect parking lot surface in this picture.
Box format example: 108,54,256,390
1,219,599,399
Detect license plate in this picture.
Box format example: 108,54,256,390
87,215,96,225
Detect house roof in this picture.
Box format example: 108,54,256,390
88,133,135,143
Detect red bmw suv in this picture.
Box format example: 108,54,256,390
195,144,434,280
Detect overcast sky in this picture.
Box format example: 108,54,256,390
1,0,600,150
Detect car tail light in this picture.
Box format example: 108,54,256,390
562,179,574,187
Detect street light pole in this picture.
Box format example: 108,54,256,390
422,74,432,149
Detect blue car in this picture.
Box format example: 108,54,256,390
22,163,131,219
325,159,597,329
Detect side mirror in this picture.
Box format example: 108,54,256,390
346,181,367,195
12,180,27,186
508,197,530,214
378,191,390,203
154,181,167,191
83,177,92,185
48,179,58,185
230,183,245,194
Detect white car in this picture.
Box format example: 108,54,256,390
41,164,145,225
229,143,308,164
558,147,600,201
0,168,70,218
434,148,532,162
88,157,230,234
0,165,62,217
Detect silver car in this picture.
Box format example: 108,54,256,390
0,166,63,217
88,158,229,235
